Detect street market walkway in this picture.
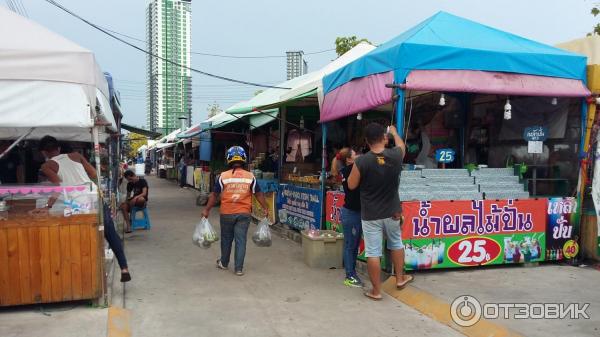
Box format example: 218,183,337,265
119,176,461,337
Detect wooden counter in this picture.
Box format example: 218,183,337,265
0,213,103,306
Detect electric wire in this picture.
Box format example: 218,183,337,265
95,26,334,59
42,0,291,89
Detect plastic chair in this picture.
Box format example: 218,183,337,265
131,207,151,230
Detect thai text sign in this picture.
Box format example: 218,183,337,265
523,126,548,141
278,184,322,230
546,197,580,261
402,199,547,270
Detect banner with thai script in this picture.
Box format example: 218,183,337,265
402,199,547,270
278,184,322,230
546,197,580,261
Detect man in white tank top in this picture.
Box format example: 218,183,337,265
38,136,131,282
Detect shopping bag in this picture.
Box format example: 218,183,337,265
252,217,272,247
192,217,219,248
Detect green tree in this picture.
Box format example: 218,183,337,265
590,5,600,36
335,36,371,57
207,102,222,118
126,132,147,159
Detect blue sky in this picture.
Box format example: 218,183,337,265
10,0,599,128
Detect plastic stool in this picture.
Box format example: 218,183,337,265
131,207,151,230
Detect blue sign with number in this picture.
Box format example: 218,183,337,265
523,126,548,141
435,148,455,163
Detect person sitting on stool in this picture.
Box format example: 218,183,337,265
120,170,148,233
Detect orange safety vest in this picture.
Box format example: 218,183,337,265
218,168,256,215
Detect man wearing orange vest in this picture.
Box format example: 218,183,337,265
202,146,269,276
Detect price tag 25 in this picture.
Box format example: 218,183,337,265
435,148,455,163
448,237,501,266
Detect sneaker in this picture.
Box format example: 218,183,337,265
344,276,363,288
235,270,244,276
216,259,227,270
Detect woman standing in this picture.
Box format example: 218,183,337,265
333,148,363,288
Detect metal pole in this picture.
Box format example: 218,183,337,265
0,127,34,160
278,106,286,180
92,124,107,307
320,123,327,231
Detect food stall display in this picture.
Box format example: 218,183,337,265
0,7,116,306
0,186,102,306
319,12,591,270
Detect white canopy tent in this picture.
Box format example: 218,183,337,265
0,6,115,142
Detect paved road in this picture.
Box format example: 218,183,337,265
119,176,460,337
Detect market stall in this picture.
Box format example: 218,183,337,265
0,7,116,306
320,12,591,270
226,43,375,230
557,35,600,261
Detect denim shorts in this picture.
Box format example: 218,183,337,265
362,217,404,257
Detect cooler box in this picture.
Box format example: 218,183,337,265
301,230,344,268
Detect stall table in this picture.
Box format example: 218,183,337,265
0,213,103,306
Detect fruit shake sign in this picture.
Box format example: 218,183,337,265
546,197,580,261
402,199,547,270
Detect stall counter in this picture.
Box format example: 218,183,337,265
0,213,103,306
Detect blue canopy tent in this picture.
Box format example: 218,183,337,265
320,11,590,156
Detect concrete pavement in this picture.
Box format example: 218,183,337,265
120,176,461,337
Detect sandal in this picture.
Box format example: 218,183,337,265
396,274,414,289
363,291,383,301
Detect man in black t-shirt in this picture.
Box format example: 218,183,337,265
120,170,149,232
348,123,413,301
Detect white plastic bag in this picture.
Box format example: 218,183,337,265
193,217,219,248
252,218,272,247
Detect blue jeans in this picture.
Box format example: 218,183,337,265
341,207,362,279
220,214,251,271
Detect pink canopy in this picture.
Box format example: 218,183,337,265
405,70,591,97
320,70,590,122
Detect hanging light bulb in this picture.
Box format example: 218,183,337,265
299,115,305,129
551,97,558,106
504,98,512,120
356,112,363,120
439,93,446,106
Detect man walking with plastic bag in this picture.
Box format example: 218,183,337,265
202,146,269,276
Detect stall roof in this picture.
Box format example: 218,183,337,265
324,11,587,94
556,36,600,65
0,6,115,141
321,11,589,121
122,123,162,138
226,44,375,115
248,110,278,130
177,124,202,139
165,128,182,142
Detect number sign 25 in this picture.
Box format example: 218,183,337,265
435,148,455,163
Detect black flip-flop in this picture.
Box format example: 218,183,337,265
120,272,131,283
